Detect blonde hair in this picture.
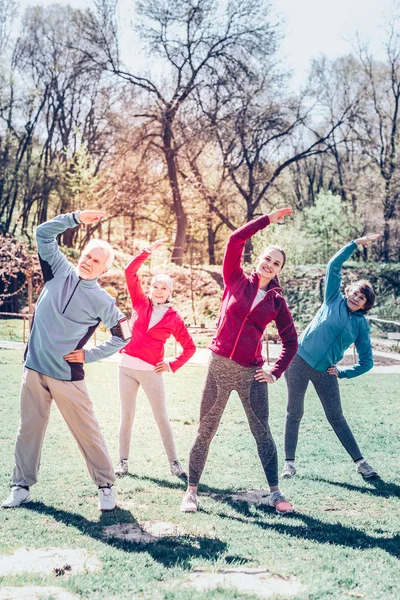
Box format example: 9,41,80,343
82,239,115,270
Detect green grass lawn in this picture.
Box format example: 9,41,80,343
0,348,399,599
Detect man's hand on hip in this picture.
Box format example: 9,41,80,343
64,349,85,363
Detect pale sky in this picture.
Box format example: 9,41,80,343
274,0,399,89
16,0,399,90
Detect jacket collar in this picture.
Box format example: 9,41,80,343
74,267,100,287
252,270,282,294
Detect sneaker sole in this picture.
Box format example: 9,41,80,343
180,506,197,512
276,507,293,515
281,472,295,479
2,496,32,509
98,505,116,511
358,472,378,478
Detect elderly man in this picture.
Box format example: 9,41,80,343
2,209,130,511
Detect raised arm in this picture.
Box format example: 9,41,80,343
36,209,106,280
325,234,381,304
36,212,81,279
125,238,168,307
223,208,292,285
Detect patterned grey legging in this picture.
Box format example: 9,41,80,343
188,352,278,487
284,354,363,462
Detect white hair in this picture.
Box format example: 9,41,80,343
151,274,173,291
82,239,115,270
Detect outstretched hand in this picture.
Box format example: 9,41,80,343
79,210,107,225
148,238,168,252
267,207,293,224
354,233,381,247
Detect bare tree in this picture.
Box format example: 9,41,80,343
356,29,400,260
196,68,354,260
74,0,280,264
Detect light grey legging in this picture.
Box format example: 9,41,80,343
284,354,363,462
118,366,178,463
188,352,278,487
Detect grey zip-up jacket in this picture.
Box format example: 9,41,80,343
25,211,127,381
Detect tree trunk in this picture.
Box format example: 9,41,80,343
162,114,187,265
244,237,253,264
207,215,216,265
243,207,255,263
383,218,390,262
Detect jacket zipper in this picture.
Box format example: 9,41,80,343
62,279,81,314
316,314,355,367
228,287,275,360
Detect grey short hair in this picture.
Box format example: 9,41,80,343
82,239,115,270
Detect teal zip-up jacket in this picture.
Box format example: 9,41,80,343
297,242,373,379
25,212,127,381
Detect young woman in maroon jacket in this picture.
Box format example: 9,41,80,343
115,239,196,479
180,208,298,514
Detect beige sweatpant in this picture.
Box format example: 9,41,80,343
12,368,115,488
118,366,178,463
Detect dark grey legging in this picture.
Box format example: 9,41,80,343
188,352,278,487
284,354,363,462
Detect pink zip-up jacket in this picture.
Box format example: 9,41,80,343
121,250,196,373
209,215,298,378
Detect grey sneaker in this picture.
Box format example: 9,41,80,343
115,459,128,477
1,486,31,508
170,460,187,480
268,490,293,515
281,462,296,479
356,460,378,478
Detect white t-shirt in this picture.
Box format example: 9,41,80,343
250,289,267,311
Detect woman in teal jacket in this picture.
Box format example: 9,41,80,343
282,234,380,479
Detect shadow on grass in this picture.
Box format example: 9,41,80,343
303,475,400,499
116,474,400,560
201,497,400,560
23,501,227,568
127,473,187,490
136,474,234,495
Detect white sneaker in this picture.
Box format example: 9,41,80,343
180,490,198,512
170,460,187,480
98,486,116,511
356,460,378,478
1,486,31,508
281,461,297,479
115,459,128,477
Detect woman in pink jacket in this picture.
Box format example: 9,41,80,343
180,208,298,514
115,239,196,479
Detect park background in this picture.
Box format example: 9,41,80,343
0,1,399,599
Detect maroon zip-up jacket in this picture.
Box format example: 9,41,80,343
209,215,298,379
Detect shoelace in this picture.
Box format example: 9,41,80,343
271,491,286,504
361,463,374,475
185,491,197,503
